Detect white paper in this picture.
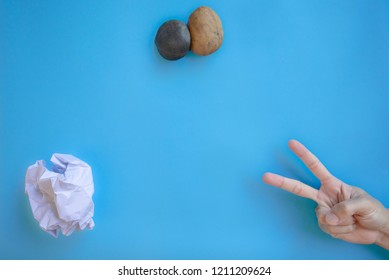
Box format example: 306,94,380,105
25,154,95,237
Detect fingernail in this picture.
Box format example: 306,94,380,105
326,213,339,225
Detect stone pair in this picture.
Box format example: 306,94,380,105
155,6,224,60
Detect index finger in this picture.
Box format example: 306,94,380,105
288,140,333,183
263,172,318,202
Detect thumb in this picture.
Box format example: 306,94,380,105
326,197,374,226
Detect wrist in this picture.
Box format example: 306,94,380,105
375,209,389,250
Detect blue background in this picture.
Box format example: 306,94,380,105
1,0,389,259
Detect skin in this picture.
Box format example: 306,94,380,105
263,140,389,250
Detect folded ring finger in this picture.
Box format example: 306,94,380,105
319,224,356,236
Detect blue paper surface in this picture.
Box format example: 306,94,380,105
1,0,389,259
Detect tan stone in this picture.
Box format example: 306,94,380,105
188,6,224,56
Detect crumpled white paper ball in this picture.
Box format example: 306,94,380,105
25,154,95,237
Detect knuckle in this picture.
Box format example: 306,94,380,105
318,215,326,224
353,187,367,195
291,182,302,195
318,223,324,231
308,159,320,170
331,233,339,239
318,223,328,233
316,212,327,224
321,175,333,184
280,177,286,188
336,203,350,215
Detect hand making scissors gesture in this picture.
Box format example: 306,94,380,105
263,140,389,249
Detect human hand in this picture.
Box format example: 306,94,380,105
263,140,389,249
